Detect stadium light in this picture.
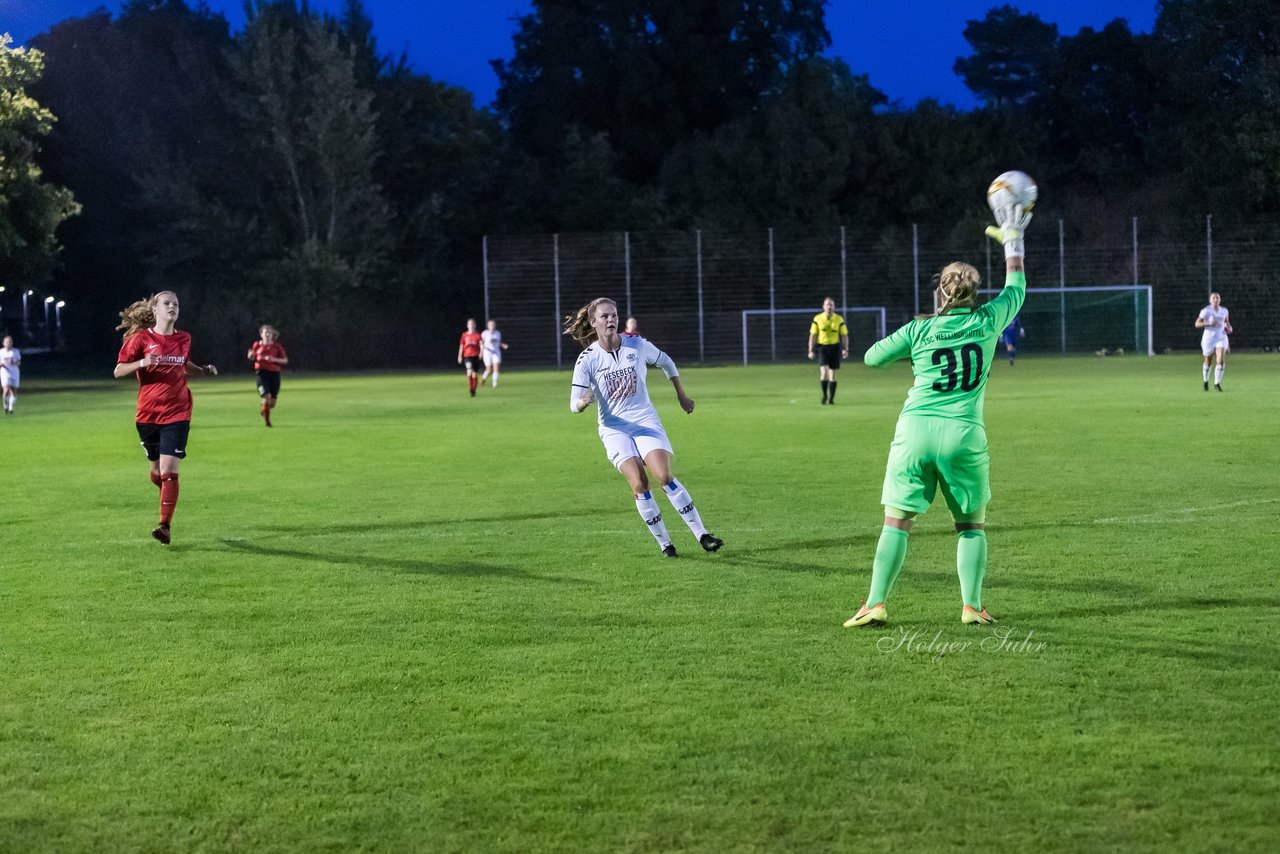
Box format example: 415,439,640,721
23,290,33,333
44,297,54,347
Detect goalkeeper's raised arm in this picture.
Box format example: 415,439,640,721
983,199,1032,330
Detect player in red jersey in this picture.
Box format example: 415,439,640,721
457,318,483,397
247,324,288,427
113,291,217,545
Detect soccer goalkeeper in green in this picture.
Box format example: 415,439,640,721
844,197,1032,627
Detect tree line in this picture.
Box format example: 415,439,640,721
3,0,1279,367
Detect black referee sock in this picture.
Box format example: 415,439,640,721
821,379,829,402
829,380,837,402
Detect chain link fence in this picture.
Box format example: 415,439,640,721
483,218,1280,367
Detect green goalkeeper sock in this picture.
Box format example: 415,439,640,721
956,529,988,609
866,526,909,605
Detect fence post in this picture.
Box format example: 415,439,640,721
696,229,705,364
768,227,777,362
1132,216,1139,286
912,224,920,316
624,231,632,319
1206,214,1213,296
553,233,562,370
1059,219,1066,354
482,235,490,323
840,225,848,315
985,231,992,295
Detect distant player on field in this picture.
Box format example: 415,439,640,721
114,291,218,545
1195,292,1231,391
565,297,723,558
479,319,508,388
807,297,849,404
1,335,20,415
621,316,641,338
247,324,288,427
845,197,1033,628
1001,314,1023,365
457,319,483,397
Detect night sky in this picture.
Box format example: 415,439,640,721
4,0,1159,109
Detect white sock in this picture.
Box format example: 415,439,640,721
635,492,671,548
1202,364,1210,382
662,480,708,539
1215,365,1224,385
492,374,498,387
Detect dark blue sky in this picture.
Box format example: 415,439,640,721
5,1,1158,109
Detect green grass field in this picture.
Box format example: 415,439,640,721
3,355,1278,852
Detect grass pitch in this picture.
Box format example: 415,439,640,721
2,356,1278,852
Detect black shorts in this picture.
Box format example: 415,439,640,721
463,356,482,372
257,370,282,398
137,421,190,461
816,344,842,370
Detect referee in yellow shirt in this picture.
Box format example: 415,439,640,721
808,297,849,404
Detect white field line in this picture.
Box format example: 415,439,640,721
1093,497,1279,525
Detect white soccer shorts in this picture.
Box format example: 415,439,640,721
1201,334,1229,356
601,427,673,470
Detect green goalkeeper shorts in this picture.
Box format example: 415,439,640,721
880,415,991,517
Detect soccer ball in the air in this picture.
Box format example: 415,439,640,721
987,170,1038,214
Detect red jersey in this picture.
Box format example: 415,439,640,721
118,328,194,424
459,332,482,357
250,340,287,372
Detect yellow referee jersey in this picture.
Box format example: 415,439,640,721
810,312,848,345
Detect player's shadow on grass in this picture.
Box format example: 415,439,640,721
1021,595,1280,621
216,538,584,583
255,509,586,536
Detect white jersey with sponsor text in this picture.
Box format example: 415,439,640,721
481,329,502,356
571,336,678,436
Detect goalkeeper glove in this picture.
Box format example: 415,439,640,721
985,204,1033,259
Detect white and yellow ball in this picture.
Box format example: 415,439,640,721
987,170,1038,213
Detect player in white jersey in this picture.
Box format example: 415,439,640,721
565,297,723,558
0,335,20,415
1195,292,1232,391
479,319,508,388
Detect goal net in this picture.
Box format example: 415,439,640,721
977,285,1153,356
740,307,887,366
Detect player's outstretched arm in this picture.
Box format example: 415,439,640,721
670,377,694,414
864,327,911,367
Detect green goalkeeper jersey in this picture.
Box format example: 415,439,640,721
864,271,1025,425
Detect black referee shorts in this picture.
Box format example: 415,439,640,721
816,344,842,370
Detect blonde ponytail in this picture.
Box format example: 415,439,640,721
563,297,616,346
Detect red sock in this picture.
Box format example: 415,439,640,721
159,473,179,524
150,471,163,488
469,375,477,392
